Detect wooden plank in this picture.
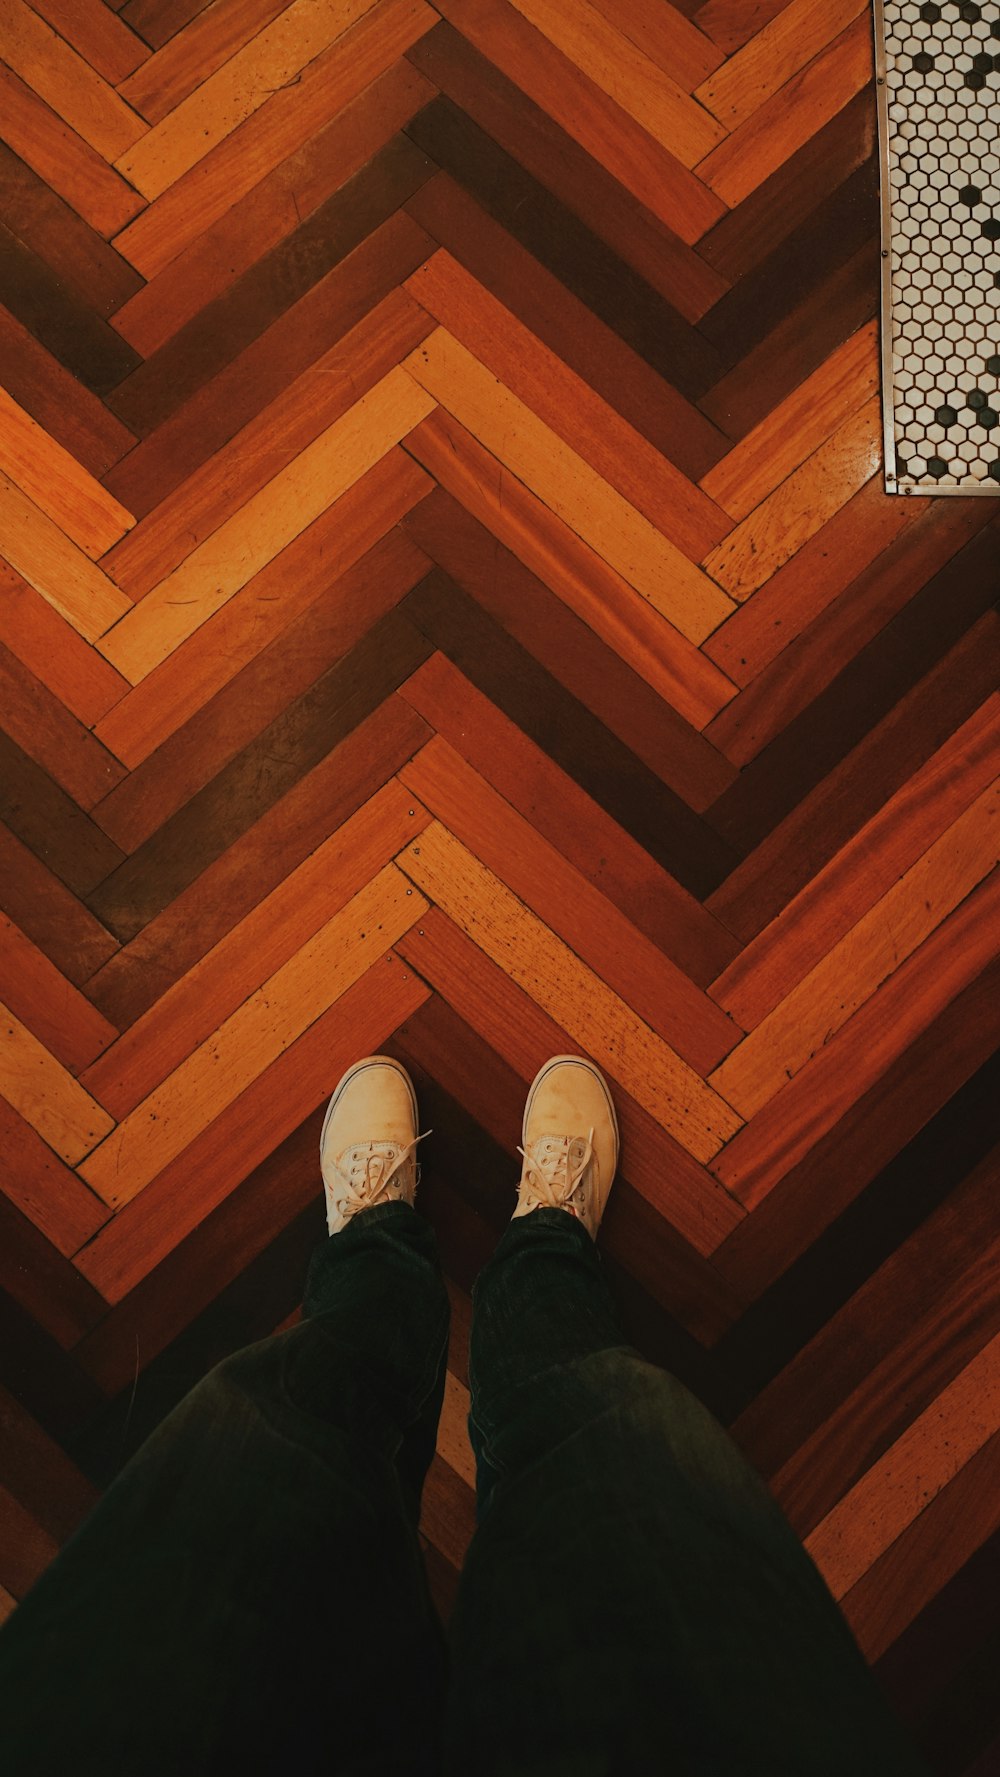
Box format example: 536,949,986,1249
701,397,882,600
119,0,289,120
82,695,430,1029
404,409,736,735
711,869,1000,1209
90,529,428,848
696,12,873,207
0,913,117,1075
0,1094,110,1254
505,0,726,164
31,0,150,82
396,821,743,1163
97,453,431,769
433,0,724,242
0,822,119,990
106,133,436,438
695,0,868,129
82,783,430,1117
405,169,729,481
0,0,147,161
96,369,435,683
399,736,742,1071
78,865,427,1209
115,0,383,198
398,652,739,985
102,289,432,600
0,61,144,237
805,1332,1000,1601
710,786,999,1118
0,138,143,319
0,387,133,559
405,21,728,325
111,61,434,357
700,322,879,521
0,472,132,642
0,729,125,899
0,642,125,810
0,304,136,482
402,329,735,641
112,0,435,278
710,699,1000,1028
0,562,129,730
404,249,731,561
587,0,723,88
401,482,736,810
0,1003,115,1165
74,952,430,1301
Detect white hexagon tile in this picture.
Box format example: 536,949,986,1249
874,0,1000,492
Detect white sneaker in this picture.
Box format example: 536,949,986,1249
319,1056,429,1236
513,1055,620,1240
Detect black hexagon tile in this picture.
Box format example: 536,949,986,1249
874,0,1000,493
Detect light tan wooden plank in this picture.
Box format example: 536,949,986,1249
95,368,435,683
701,397,881,602
587,0,723,89
0,474,132,642
396,822,743,1162
709,784,1000,1117
695,13,873,207
506,0,726,165
0,0,146,160
402,329,735,643
77,866,427,1209
114,0,381,199
0,388,134,559
694,0,868,129
0,1003,114,1165
806,1331,1000,1600
699,323,879,521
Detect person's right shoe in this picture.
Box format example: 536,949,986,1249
513,1054,620,1239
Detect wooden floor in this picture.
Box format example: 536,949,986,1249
1,0,998,1765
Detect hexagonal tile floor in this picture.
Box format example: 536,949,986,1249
875,0,1000,493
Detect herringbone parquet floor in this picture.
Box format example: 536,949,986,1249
1,0,998,1766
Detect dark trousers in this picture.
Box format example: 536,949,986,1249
0,1203,928,1775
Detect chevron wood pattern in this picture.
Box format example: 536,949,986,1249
1,0,998,1765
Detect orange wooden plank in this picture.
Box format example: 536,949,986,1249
587,0,723,89
0,388,134,559
0,915,117,1075
709,784,999,1117
82,782,430,1116
110,61,434,357
96,449,431,768
710,697,1000,1027
711,869,1000,1208
434,0,725,243
404,409,737,733
701,397,881,601
0,643,125,810
0,60,144,237
1,1005,114,1166
31,0,150,82
113,0,435,276
0,0,146,161
119,0,289,121
0,562,129,730
0,1095,110,1255
0,474,133,643
699,321,879,521
696,13,873,207
101,288,434,599
398,651,740,986
404,249,731,561
694,0,867,129
73,952,430,1302
400,735,742,1072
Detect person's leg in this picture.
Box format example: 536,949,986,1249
0,1061,449,1777
445,1058,930,1777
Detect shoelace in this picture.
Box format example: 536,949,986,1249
328,1131,430,1223
516,1127,596,1222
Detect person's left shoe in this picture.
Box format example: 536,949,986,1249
320,1055,429,1236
